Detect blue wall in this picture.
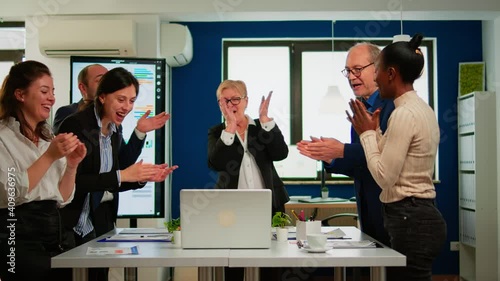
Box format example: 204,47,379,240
170,20,483,275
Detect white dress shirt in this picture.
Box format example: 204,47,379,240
0,117,74,208
220,115,275,190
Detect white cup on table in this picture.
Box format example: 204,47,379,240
307,233,327,250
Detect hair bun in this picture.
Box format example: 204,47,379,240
409,33,424,50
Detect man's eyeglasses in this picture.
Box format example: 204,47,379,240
218,96,246,105
341,62,374,78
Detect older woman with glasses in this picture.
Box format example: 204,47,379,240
207,79,290,281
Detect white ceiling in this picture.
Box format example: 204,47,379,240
1,0,500,22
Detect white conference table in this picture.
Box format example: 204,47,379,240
230,226,405,281
52,227,405,281
51,229,228,281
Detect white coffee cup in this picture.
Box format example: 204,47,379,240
307,233,327,250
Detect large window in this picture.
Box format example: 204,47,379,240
0,22,25,81
224,39,436,182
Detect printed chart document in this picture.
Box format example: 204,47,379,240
87,245,139,255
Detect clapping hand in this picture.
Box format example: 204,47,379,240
121,160,179,183
347,99,381,135
219,99,237,132
136,110,171,133
297,136,344,163
259,91,273,123
46,133,81,161
66,142,87,169
149,164,179,182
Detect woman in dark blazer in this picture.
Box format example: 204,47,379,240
58,67,176,281
208,79,289,281
208,79,289,214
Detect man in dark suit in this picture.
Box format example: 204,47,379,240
297,43,395,247
53,64,108,131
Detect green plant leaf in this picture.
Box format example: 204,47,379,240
272,212,292,228
165,218,181,233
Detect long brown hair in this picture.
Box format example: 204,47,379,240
0,60,53,142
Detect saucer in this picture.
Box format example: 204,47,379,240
304,246,329,253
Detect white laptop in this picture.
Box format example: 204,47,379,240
180,189,272,249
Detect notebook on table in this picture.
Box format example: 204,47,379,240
180,189,272,249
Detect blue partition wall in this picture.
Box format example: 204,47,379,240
170,20,483,275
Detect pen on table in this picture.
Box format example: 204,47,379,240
309,208,318,221
299,210,305,221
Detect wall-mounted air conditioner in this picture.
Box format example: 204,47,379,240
160,23,193,67
39,19,137,57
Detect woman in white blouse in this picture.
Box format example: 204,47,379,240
0,61,86,281
347,34,446,281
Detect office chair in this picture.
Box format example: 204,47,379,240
321,213,361,281
321,213,358,226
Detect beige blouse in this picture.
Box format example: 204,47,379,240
359,91,440,203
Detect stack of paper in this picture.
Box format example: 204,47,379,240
326,228,346,239
103,233,172,242
329,240,376,248
119,228,170,235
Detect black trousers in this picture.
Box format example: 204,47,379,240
0,201,72,281
383,197,447,281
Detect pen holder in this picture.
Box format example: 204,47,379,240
296,220,321,241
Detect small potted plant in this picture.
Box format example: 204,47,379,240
272,212,292,242
321,186,329,199
165,218,181,246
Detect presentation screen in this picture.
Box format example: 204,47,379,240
70,56,166,218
